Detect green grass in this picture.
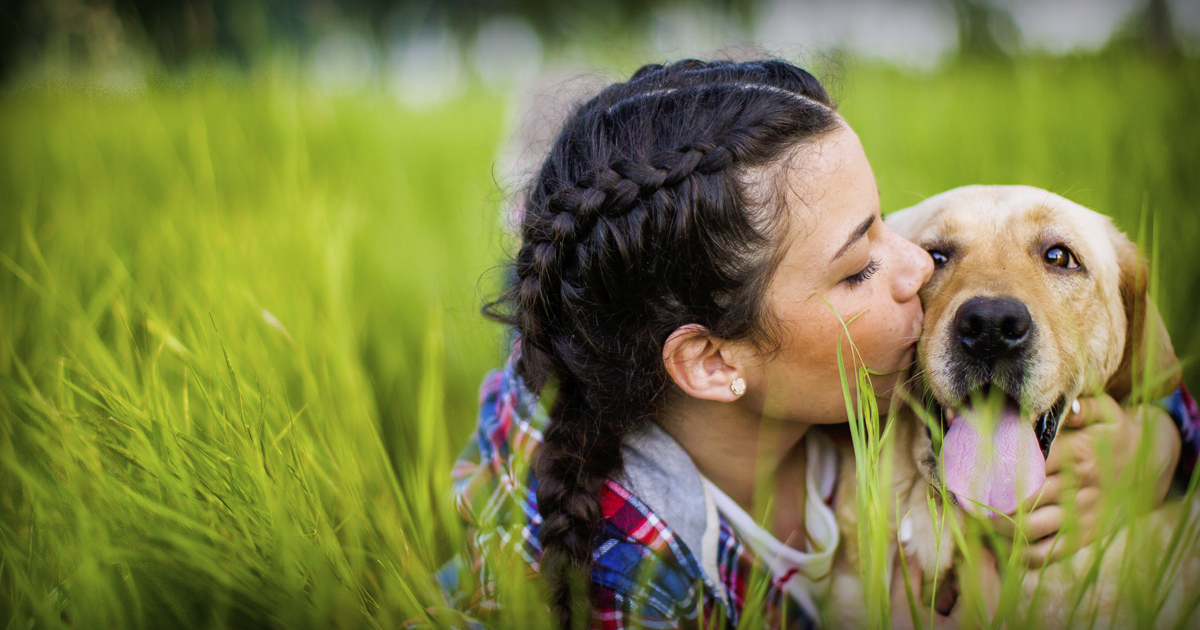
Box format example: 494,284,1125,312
1,52,1199,628
0,76,521,628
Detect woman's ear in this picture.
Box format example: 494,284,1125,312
663,324,745,402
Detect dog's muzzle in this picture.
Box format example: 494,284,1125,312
937,295,1060,516
949,296,1034,401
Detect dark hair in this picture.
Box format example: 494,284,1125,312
485,58,839,626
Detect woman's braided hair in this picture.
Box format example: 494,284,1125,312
486,58,838,626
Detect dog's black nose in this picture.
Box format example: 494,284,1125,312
954,297,1032,362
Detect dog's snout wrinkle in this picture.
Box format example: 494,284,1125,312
954,296,1032,363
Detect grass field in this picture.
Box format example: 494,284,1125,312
2,52,1199,628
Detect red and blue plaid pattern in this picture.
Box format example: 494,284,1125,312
1163,384,1200,488
447,351,816,629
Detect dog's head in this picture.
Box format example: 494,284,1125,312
886,185,1180,516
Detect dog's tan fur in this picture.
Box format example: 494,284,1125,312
828,186,1197,627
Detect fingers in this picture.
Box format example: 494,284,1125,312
996,506,1067,567
1044,423,1092,474
1026,473,1062,510
1048,395,1120,474
1017,505,1066,543
1046,437,1064,474
1025,505,1099,566
1026,535,1067,567
1062,394,1122,430
1045,434,1101,485
1017,487,1100,566
992,482,1100,551
993,475,1063,539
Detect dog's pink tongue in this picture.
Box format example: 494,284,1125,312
942,404,1045,517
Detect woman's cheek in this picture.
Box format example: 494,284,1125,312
860,291,904,369
844,283,886,340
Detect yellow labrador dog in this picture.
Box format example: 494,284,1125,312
830,185,1198,627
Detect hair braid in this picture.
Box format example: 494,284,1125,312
485,58,839,627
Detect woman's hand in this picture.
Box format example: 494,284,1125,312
994,395,1181,566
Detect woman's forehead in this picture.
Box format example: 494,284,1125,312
778,126,878,260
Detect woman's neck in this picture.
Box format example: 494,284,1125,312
659,394,811,544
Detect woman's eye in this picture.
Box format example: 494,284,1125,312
1044,245,1080,269
845,258,880,288
927,250,948,266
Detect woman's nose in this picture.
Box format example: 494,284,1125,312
890,229,933,302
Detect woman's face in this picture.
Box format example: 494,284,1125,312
740,123,934,424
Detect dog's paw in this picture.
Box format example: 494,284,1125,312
899,485,959,578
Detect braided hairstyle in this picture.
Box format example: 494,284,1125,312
486,59,839,626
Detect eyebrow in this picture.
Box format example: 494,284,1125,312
831,214,875,262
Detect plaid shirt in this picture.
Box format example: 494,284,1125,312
447,358,816,629
445,353,1199,629
1162,384,1200,488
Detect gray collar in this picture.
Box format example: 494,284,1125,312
613,422,708,560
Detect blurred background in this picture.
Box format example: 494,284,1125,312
2,1,1199,628
3,0,1199,80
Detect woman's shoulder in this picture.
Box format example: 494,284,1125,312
451,366,813,627
452,365,546,526
588,479,719,626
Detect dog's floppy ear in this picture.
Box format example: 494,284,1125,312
1105,239,1181,403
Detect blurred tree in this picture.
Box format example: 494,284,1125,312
0,0,1192,83
0,1,35,81
1109,0,1181,56
0,0,763,81
946,0,1019,60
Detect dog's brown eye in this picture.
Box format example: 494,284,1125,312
1044,245,1079,269
928,250,948,266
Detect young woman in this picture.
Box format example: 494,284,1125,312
448,59,1200,628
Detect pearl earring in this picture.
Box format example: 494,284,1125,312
730,377,746,397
